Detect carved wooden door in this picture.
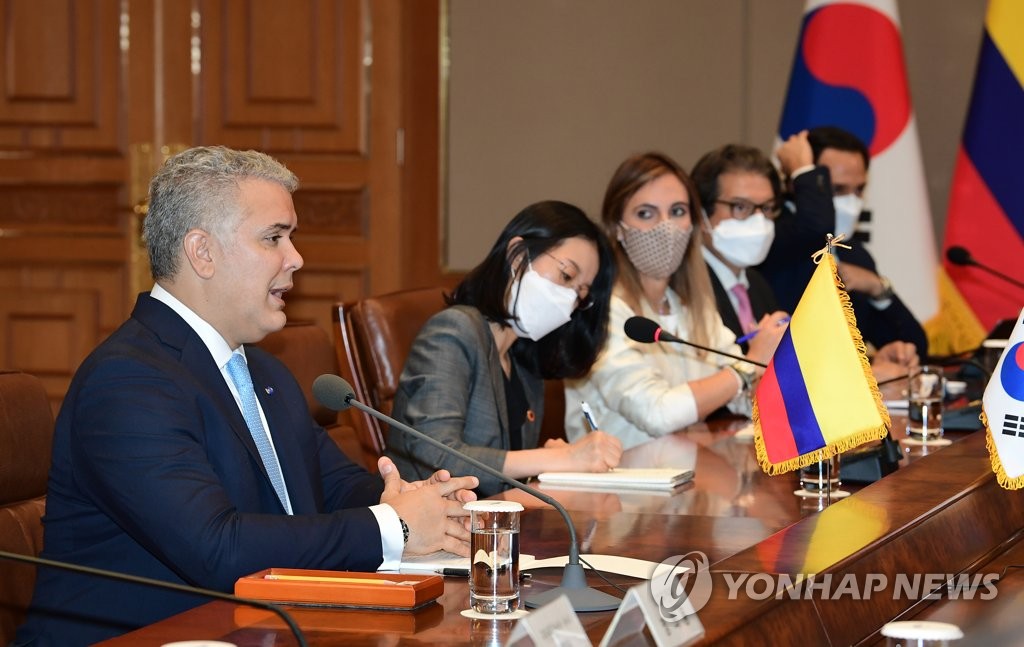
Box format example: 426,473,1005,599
0,0,404,410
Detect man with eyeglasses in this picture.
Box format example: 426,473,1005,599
757,126,928,359
691,144,786,351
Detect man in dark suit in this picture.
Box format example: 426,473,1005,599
15,146,477,646
757,126,928,358
691,144,787,351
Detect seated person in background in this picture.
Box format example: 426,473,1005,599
16,146,477,646
388,201,623,497
565,152,788,450
757,126,929,358
691,144,783,351
693,142,920,384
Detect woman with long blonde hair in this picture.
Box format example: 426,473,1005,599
564,152,788,448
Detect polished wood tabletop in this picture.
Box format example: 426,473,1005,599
99,417,1020,646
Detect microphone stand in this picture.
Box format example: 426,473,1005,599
0,549,308,646
960,258,1024,291
343,396,622,612
657,337,766,367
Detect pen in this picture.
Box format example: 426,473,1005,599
581,401,599,432
736,317,791,344
436,568,533,581
264,574,413,585
436,568,469,577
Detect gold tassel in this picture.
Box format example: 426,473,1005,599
982,410,1024,490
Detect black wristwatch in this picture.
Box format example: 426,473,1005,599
399,517,410,545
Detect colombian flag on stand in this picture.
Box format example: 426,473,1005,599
753,250,890,475
778,0,938,325
941,0,1024,336
982,309,1024,490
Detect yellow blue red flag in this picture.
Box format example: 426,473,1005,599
941,0,1024,334
753,246,890,474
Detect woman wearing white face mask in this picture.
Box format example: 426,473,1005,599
692,144,791,350
388,201,623,496
564,153,788,450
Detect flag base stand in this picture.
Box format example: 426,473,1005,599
842,434,903,483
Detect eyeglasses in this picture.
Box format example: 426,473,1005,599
715,198,781,219
542,252,595,311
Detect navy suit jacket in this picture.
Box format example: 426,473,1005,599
16,294,386,646
757,167,929,356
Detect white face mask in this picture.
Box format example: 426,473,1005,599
506,264,577,341
833,194,863,239
709,213,776,268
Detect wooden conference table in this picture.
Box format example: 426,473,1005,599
99,418,1024,646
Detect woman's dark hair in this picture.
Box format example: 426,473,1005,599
449,200,616,379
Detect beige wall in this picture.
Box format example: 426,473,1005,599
443,0,987,270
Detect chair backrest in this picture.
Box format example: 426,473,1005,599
253,321,339,429
333,287,447,470
0,370,54,644
252,322,368,466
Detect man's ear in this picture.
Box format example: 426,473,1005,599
699,207,713,234
183,228,216,279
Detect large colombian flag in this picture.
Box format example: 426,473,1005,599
941,0,1024,336
753,250,890,475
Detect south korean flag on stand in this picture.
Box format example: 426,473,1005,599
983,307,1024,490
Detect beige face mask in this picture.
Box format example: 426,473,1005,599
618,219,692,279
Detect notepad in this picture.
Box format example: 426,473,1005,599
536,468,694,491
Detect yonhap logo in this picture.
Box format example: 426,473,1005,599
649,552,713,622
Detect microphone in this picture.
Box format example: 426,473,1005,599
946,245,1024,291
0,549,308,646
312,374,621,613
624,316,767,368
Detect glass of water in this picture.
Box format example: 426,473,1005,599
465,500,523,614
907,365,945,441
799,455,841,494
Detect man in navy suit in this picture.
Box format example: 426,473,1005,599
15,146,478,646
757,126,928,359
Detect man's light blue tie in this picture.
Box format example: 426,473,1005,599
226,353,291,513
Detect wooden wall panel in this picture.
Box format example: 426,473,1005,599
0,0,121,151
0,289,100,411
0,0,415,411
199,0,363,153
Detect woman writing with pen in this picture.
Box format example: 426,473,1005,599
388,201,622,497
564,152,789,449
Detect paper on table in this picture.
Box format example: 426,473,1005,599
397,550,538,574
524,554,688,580
536,468,693,491
398,551,683,581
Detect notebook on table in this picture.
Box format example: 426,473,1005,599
536,468,694,491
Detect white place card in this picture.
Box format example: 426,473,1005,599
508,594,592,647
599,584,704,647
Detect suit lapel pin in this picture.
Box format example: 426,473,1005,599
265,386,274,395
